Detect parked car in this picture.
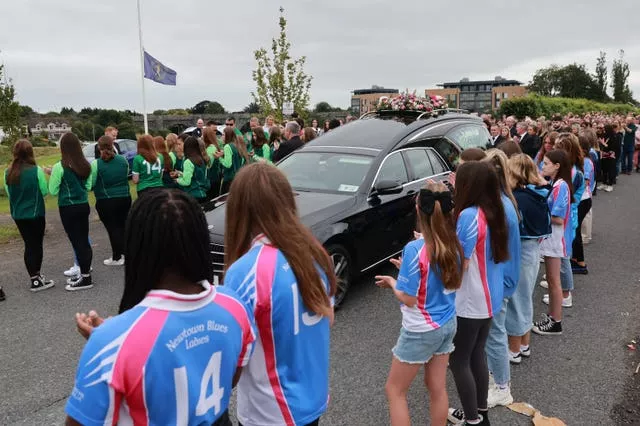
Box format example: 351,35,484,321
205,111,491,306
83,138,138,174
183,124,226,137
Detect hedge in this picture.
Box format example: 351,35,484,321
498,94,639,119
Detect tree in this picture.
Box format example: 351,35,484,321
243,102,261,113
594,51,609,101
20,105,34,117
60,107,76,116
251,7,312,122
611,50,634,104
529,64,601,100
205,101,226,114
0,64,22,144
314,102,333,113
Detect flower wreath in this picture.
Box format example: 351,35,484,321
377,91,447,113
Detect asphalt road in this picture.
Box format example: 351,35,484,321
1,175,640,425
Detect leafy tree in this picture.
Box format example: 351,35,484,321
205,102,226,114
20,105,34,117
528,65,561,96
594,51,609,101
166,108,190,116
529,64,601,100
0,64,22,144
60,107,76,116
251,7,312,121
243,102,261,113
611,50,634,104
153,109,167,115
314,102,333,113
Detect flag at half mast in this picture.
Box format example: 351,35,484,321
143,50,177,85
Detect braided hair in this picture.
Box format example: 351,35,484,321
119,189,212,313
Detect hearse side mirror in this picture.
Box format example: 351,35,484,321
373,180,404,196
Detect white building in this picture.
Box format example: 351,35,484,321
30,121,72,141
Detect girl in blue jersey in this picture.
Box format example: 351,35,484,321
534,150,573,336
375,182,463,426
67,189,255,426
448,161,509,426
505,154,551,363
578,131,596,250
482,149,522,410
222,162,337,426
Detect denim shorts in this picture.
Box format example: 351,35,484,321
392,317,457,364
506,239,540,336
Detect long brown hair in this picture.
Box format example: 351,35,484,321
416,182,463,290
137,134,157,163
98,135,116,162
183,136,205,167
483,149,520,220
60,133,91,179
555,132,584,172
303,127,317,143
6,139,36,185
224,163,336,316
166,133,179,152
252,127,268,151
535,131,559,165
153,136,172,172
269,126,282,145
203,127,221,151
545,149,574,202
454,161,509,263
223,127,250,164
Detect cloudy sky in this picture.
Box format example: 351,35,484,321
1,0,639,113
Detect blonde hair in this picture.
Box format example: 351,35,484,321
508,153,545,189
483,149,520,220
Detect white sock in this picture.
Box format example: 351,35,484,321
497,382,509,390
509,350,520,358
520,345,529,352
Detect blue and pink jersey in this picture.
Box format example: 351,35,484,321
455,207,504,319
65,282,255,426
223,235,331,426
549,178,572,257
395,238,456,332
583,157,595,197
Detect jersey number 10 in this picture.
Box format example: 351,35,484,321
173,351,225,421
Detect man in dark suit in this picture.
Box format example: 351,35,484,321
506,116,518,137
490,125,503,147
516,122,541,158
272,121,304,162
94,126,121,158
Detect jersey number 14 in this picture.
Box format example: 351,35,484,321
173,351,225,421
143,159,162,175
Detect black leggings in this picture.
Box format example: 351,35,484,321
220,179,232,195
95,197,131,261
59,204,92,274
601,158,617,185
572,198,592,263
449,317,492,422
207,178,221,200
14,217,46,277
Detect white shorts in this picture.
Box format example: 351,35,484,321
539,223,565,258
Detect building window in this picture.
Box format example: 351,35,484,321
503,93,509,99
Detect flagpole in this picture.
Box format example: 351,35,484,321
137,0,149,134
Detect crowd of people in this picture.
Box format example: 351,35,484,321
0,113,345,297
0,110,638,425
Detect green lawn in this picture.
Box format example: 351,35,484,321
0,146,136,243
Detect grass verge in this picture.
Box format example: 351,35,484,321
0,223,20,244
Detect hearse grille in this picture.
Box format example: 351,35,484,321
210,242,225,285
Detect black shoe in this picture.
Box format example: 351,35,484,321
532,316,562,335
30,275,55,292
0,287,5,301
65,275,93,291
464,413,490,426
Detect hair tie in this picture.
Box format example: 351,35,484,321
418,189,453,215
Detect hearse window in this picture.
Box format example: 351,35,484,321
426,149,447,174
446,124,492,150
376,152,408,186
404,149,435,180
434,138,460,168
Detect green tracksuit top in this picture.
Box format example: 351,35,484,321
90,155,131,200
48,162,91,207
4,166,47,220
132,154,164,192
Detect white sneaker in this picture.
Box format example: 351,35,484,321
64,264,80,277
509,351,522,364
542,293,573,307
604,185,613,192
520,345,531,357
104,257,125,266
597,183,605,190
539,280,549,289
487,384,514,408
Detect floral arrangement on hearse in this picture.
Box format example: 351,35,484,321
377,91,447,113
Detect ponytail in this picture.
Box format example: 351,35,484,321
417,184,463,291
98,135,115,162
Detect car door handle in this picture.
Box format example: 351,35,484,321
406,190,416,196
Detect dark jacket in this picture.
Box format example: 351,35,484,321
491,135,504,147
513,184,552,238
94,141,121,159
519,134,541,159
272,136,304,163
